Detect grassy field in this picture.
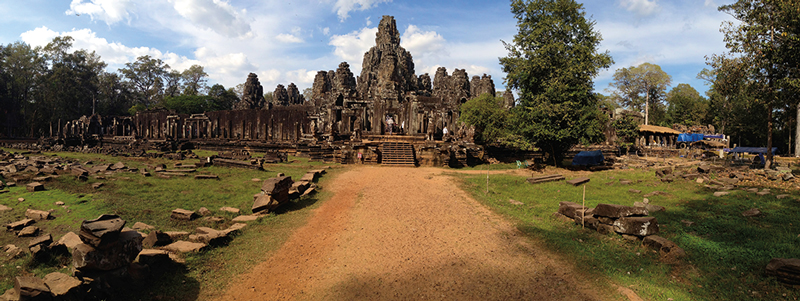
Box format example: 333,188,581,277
0,148,339,300
453,163,800,301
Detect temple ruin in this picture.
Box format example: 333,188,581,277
47,16,501,167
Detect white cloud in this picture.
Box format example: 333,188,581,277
401,25,447,59
333,0,391,21
365,16,372,26
260,69,282,86
169,0,252,38
66,0,134,24
329,26,377,68
619,0,660,17
322,27,330,36
704,0,716,7
276,33,304,43
285,69,318,87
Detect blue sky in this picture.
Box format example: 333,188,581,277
1,0,735,96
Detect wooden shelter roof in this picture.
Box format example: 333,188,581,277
638,124,681,135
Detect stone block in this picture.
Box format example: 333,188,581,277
6,218,35,231
232,215,259,222
135,249,171,266
170,208,198,221
26,182,44,192
613,217,659,236
596,223,615,235
557,201,586,219
142,231,173,248
131,222,155,231
79,214,125,249
261,176,293,196
17,226,38,237
766,258,800,285
25,209,50,220
162,240,206,253
219,206,240,214
252,194,281,214
593,203,648,218
14,276,51,301
54,232,82,251
197,207,211,216
72,230,142,271
43,272,84,300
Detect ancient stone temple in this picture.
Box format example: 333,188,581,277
53,15,503,167
233,73,265,110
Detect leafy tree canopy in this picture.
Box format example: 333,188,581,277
500,0,612,165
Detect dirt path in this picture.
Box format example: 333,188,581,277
220,166,615,300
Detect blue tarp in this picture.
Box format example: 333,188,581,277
728,147,779,154
705,134,725,139
678,133,705,142
572,150,604,166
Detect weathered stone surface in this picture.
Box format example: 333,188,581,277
551,212,574,223
776,194,790,199
28,234,53,250
70,167,89,177
55,232,82,251
566,177,590,186
741,208,761,217
233,73,266,110
111,162,126,170
79,214,125,248
164,231,190,240
713,191,729,197
143,231,173,248
194,174,218,180
170,208,198,221
131,222,155,231
91,182,104,189
557,201,586,219
197,207,211,216
6,218,35,231
72,230,142,271
219,206,240,214
593,203,648,218
25,209,50,220
135,249,171,266
14,276,50,301
642,235,685,261
766,258,800,285
232,215,259,222
43,272,83,299
0,204,12,212
596,223,615,235
17,226,39,237
357,16,417,102
628,189,641,194
192,227,228,245
470,74,495,99
162,240,206,253
26,182,44,192
613,217,659,236
222,223,247,235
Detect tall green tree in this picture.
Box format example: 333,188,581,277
666,83,708,126
459,93,510,145
500,0,612,166
0,42,45,137
119,55,169,109
181,64,208,95
207,84,238,111
608,62,672,125
714,0,800,166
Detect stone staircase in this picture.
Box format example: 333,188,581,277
380,142,416,166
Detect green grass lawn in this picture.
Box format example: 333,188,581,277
0,148,340,300
453,166,800,301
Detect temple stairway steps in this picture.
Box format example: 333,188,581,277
381,142,416,166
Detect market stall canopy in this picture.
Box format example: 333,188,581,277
728,147,779,154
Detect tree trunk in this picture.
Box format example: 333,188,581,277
645,90,650,125
796,102,800,157
767,102,773,169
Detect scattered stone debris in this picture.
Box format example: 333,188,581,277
232,215,260,222
197,207,211,216
252,176,293,214
26,182,44,192
92,182,104,189
508,199,524,205
162,240,207,253
713,191,730,197
566,177,590,186
132,222,155,231
194,174,219,180
25,209,51,220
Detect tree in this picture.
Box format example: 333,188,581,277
666,83,708,126
119,55,169,109
459,93,510,144
713,0,800,166
608,63,672,125
499,0,612,166
182,64,208,95
164,70,182,98
0,41,45,137
208,84,238,111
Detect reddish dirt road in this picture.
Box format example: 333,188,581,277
220,166,616,300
